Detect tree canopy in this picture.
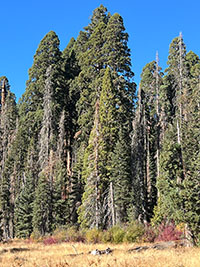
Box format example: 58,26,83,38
0,5,199,245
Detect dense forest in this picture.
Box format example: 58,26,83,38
0,5,199,245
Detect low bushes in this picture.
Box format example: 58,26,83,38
142,224,157,242
64,226,85,243
85,228,102,243
142,220,184,243
29,220,185,245
123,221,145,243
155,221,184,242
84,222,145,244
43,236,58,245
109,225,125,243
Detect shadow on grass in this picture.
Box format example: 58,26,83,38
0,247,30,254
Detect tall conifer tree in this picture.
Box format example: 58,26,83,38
32,173,52,235
132,61,163,222
0,80,17,239
15,152,35,238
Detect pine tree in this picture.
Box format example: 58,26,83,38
98,67,118,227
52,160,70,230
32,173,52,236
15,31,62,190
153,35,187,224
103,13,135,131
14,170,35,238
78,68,117,228
110,129,132,225
21,31,61,112
78,100,102,229
75,5,109,143
38,65,55,172
69,142,84,224
75,5,135,145
0,88,17,178
14,145,36,238
59,38,81,223
0,165,12,239
19,30,61,139
0,81,17,239
181,51,200,244
164,33,187,146
156,124,185,223
99,67,118,175
75,6,135,228
132,60,163,222
131,86,147,221
154,36,200,245
62,37,80,144
78,66,133,228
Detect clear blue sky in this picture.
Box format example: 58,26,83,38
0,0,200,101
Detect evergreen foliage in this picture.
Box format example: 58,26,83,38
15,170,35,238
153,35,200,245
32,173,52,236
52,160,70,230
0,5,199,245
111,129,132,225
0,80,17,239
132,60,163,222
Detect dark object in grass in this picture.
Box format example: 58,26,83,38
0,248,30,254
90,247,113,255
128,240,188,253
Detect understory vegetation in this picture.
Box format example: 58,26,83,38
31,220,184,245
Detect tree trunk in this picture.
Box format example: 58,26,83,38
109,181,116,226
94,99,101,228
143,111,148,222
156,52,160,182
1,79,6,111
67,136,72,176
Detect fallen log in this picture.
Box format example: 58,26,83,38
128,240,188,253
128,246,149,253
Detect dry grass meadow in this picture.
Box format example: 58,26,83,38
0,240,199,267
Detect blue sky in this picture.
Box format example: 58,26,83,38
0,0,200,101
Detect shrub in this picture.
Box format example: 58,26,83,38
151,198,164,227
101,229,113,243
53,227,68,242
123,221,145,243
65,226,85,243
43,236,58,245
85,228,102,244
155,220,183,242
196,233,200,247
110,225,125,244
176,222,186,232
142,224,157,243
30,231,43,243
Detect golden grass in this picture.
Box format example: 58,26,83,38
0,240,199,267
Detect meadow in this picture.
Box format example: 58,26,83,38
0,240,199,267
